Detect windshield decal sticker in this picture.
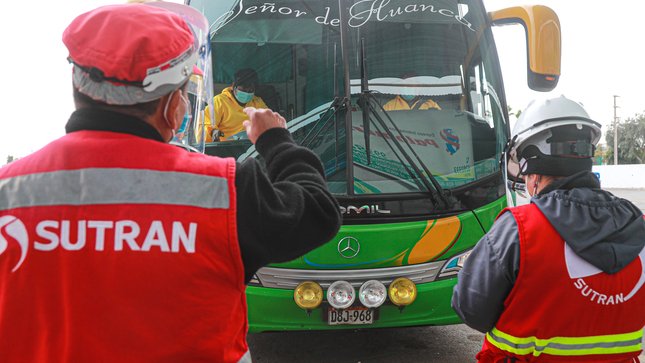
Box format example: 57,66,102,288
351,112,475,191
212,0,475,35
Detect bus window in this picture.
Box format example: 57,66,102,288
196,0,509,204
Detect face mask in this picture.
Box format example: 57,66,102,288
180,92,190,114
163,90,190,142
181,112,190,128
234,88,254,104
401,94,415,102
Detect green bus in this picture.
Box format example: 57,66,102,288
181,0,561,332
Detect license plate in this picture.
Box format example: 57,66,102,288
327,307,375,325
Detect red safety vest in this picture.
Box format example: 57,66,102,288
0,131,249,362
478,204,644,363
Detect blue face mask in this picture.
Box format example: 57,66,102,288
234,88,254,104
401,94,416,102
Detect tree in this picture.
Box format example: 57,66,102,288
604,112,645,165
507,105,522,119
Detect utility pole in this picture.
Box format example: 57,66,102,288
613,95,619,165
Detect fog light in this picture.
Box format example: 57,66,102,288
327,280,355,309
294,281,323,310
388,277,417,307
359,280,387,308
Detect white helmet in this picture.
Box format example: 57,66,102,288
507,95,602,180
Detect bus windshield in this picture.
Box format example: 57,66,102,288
191,0,507,204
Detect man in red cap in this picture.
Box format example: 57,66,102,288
0,3,340,363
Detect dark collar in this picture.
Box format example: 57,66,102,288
66,108,165,142
539,170,601,195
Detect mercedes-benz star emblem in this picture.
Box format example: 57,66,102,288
337,237,360,259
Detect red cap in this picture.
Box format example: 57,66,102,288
63,4,197,105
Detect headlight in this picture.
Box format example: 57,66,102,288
358,280,387,308
388,277,417,307
248,274,261,286
438,249,472,279
293,281,323,310
327,280,355,309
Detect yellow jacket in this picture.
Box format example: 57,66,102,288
383,95,441,111
204,87,268,141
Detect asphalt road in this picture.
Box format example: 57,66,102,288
248,188,645,362
248,325,484,363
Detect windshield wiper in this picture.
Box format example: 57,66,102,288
299,39,348,175
356,37,450,207
360,92,450,207
301,40,347,150
299,96,346,149
359,38,371,165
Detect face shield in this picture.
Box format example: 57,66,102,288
147,2,214,153
502,135,529,205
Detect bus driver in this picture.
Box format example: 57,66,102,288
204,68,268,141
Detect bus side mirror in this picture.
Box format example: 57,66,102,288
489,5,561,92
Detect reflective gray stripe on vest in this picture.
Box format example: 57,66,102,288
0,168,229,210
238,350,252,363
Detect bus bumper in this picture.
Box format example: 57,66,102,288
246,277,461,333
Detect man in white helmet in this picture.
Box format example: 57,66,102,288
452,95,645,362
0,3,340,362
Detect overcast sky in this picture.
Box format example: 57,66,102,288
1,0,642,161
486,0,645,136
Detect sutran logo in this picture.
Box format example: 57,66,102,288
565,243,644,305
440,128,460,155
0,217,198,273
0,216,29,272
